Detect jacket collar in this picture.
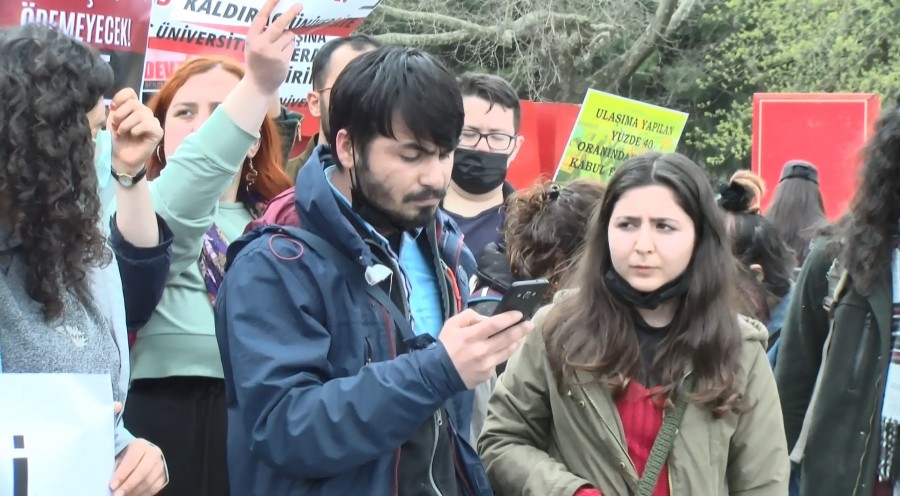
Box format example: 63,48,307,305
294,145,375,266
293,145,474,277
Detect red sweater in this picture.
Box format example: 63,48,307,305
577,381,671,496
618,380,671,496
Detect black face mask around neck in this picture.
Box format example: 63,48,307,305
451,148,509,195
604,269,690,310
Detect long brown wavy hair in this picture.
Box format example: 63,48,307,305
0,24,113,321
544,153,744,416
764,161,826,266
829,99,900,295
146,56,290,203
503,179,606,302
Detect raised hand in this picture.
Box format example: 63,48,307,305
106,88,163,174
245,0,302,95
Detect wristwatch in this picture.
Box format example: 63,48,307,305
110,165,147,188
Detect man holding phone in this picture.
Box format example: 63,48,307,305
215,46,532,496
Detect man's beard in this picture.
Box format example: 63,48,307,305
350,154,445,232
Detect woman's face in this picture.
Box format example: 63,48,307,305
607,184,696,292
162,66,241,158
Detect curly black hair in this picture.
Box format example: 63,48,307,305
829,99,900,296
0,23,113,321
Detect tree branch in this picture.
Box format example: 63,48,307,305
375,5,485,32
589,0,681,91
375,30,475,47
666,0,702,36
373,5,603,48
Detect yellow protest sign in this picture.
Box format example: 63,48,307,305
554,90,689,183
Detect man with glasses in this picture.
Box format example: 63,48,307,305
443,73,524,262
284,34,381,180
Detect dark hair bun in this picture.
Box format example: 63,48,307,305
718,170,765,214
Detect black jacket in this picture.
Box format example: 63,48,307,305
775,239,893,496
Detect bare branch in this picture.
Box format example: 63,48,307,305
666,0,703,36
374,5,603,48
374,30,474,47
589,0,680,91
375,5,484,32
363,0,677,101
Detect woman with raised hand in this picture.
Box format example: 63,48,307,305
121,1,297,494
0,23,170,496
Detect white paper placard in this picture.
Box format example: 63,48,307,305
0,374,114,496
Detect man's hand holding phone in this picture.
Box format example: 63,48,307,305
439,309,533,389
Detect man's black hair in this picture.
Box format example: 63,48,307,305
328,46,464,165
311,34,381,90
458,73,521,132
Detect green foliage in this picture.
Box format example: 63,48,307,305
684,0,900,176
361,0,900,179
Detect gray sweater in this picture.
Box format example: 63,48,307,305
0,224,135,454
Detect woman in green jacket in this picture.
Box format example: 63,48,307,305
775,98,900,496
478,152,789,496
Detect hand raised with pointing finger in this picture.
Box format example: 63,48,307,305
245,0,302,94
439,309,534,389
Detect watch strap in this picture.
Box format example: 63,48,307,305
110,165,148,187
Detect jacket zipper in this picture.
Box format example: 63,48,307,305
580,370,690,492
668,468,673,494
449,431,477,496
579,385,639,476
853,349,882,496
364,337,373,365
428,409,444,496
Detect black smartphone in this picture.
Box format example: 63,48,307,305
492,279,551,321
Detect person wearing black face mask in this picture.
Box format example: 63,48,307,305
443,73,524,263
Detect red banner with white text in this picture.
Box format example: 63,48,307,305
0,0,153,98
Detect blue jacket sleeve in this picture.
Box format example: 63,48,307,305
216,240,468,479
108,214,174,331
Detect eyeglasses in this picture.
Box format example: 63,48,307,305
459,129,516,152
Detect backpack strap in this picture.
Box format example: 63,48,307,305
789,259,849,464
270,227,434,350
823,258,851,318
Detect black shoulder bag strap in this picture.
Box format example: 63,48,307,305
285,228,423,346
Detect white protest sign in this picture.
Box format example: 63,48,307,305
170,0,379,33
0,374,114,496
141,0,380,109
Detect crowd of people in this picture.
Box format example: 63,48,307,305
2,0,900,495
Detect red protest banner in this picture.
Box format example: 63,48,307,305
0,0,153,97
751,93,881,220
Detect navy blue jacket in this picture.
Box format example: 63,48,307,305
108,214,173,331
215,147,490,495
